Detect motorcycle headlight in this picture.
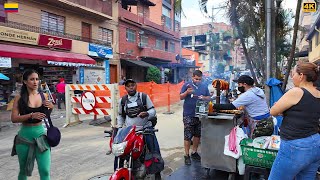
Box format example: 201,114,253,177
112,141,128,156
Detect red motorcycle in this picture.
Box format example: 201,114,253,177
105,125,161,180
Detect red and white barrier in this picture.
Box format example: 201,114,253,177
65,84,118,127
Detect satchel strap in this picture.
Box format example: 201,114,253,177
39,92,54,128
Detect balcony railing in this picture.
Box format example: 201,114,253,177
0,20,111,47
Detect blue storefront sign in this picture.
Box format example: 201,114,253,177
79,67,84,84
88,43,113,59
105,60,110,84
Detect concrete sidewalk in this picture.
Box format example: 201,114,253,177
0,103,186,180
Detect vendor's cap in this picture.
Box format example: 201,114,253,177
124,79,136,86
233,75,254,85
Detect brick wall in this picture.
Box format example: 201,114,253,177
149,0,162,25
119,21,180,62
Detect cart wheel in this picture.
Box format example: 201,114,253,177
228,173,236,180
201,168,211,179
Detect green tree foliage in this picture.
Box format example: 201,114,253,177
146,67,161,83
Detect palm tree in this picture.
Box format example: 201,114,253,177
229,0,259,85
282,0,302,91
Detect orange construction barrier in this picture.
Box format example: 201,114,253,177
119,81,184,112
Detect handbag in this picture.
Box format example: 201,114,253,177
252,116,274,139
40,93,61,147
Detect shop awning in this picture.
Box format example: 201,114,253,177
121,59,155,67
0,44,96,64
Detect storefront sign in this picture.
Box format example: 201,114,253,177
0,57,11,68
0,26,39,45
38,34,72,50
79,67,84,84
47,61,94,67
88,43,113,58
105,60,110,84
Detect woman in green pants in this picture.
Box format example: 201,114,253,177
11,69,54,180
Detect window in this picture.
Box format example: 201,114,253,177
98,27,113,45
169,42,175,52
165,41,168,51
140,35,148,46
41,11,65,33
126,29,136,43
156,39,163,50
82,22,91,42
162,6,170,17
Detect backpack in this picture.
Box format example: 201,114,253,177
120,93,157,127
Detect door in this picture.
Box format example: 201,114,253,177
110,65,117,84
82,22,91,42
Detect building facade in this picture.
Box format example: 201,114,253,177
181,22,246,76
118,0,181,83
0,0,119,104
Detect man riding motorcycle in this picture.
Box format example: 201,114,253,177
115,79,162,180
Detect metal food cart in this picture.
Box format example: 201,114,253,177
199,113,238,180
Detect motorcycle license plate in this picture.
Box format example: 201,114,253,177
199,105,205,113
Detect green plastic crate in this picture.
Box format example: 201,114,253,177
240,138,278,168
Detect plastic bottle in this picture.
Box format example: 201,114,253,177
208,101,213,114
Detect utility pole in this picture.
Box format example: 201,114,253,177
265,0,272,105
209,6,214,76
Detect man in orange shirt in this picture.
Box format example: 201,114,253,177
56,78,66,109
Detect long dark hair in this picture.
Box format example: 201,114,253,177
18,69,39,114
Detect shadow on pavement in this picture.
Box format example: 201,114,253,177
166,160,244,180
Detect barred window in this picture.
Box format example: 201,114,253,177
169,42,175,52
156,39,163,50
126,29,136,43
41,11,65,33
140,35,148,46
98,27,113,45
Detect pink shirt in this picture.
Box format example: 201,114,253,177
56,82,66,93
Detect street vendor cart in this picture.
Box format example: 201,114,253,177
197,79,241,180
199,113,239,180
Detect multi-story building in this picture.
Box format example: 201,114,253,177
306,14,320,87
181,22,245,75
0,0,119,98
296,0,319,62
118,0,181,82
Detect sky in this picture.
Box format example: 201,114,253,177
181,0,298,27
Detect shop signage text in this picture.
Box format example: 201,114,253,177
38,34,72,50
0,26,39,45
88,43,113,58
0,57,12,68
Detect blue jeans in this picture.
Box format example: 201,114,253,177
269,134,320,180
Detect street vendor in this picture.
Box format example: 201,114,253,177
212,75,272,138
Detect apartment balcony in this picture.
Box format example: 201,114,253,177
194,41,206,46
40,0,113,20
119,8,179,38
139,46,176,62
0,21,111,47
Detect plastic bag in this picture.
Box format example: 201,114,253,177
252,136,271,149
224,126,248,159
268,135,281,150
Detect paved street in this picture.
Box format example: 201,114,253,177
0,103,186,180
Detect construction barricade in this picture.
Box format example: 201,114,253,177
65,84,118,127
118,81,184,113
